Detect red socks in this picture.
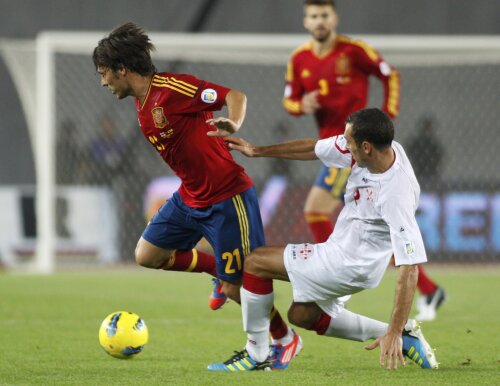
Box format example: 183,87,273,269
243,271,273,294
270,307,289,340
310,311,332,335
305,212,333,243
161,249,216,276
305,204,343,243
417,265,438,295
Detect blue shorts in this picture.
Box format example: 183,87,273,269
142,187,265,282
313,164,351,202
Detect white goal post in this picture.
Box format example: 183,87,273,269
2,32,500,273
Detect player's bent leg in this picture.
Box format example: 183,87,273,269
287,302,324,330
135,237,174,268
209,247,300,371
244,246,289,280
304,186,342,214
136,238,217,277
245,247,303,370
219,279,242,303
304,186,341,243
289,301,388,342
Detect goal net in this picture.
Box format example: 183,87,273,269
1,33,500,272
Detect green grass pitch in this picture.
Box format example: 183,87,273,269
1,266,499,385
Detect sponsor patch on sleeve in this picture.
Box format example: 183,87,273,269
201,88,217,103
404,242,415,255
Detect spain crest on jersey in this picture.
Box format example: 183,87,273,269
151,107,169,129
335,54,351,75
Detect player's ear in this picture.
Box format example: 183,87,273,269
362,141,372,155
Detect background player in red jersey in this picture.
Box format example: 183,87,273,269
283,0,445,321
93,23,301,369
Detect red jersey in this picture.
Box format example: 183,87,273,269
136,72,253,207
283,35,400,139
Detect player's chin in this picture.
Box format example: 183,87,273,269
313,30,330,42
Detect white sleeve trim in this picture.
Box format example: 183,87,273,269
314,136,352,168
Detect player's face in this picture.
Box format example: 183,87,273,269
303,5,338,42
97,66,131,99
344,124,368,167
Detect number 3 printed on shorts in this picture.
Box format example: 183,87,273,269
222,248,242,274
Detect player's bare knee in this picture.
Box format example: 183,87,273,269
243,248,266,274
288,303,320,330
287,307,310,329
134,245,153,268
134,240,162,268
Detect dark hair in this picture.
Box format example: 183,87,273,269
304,0,336,8
346,108,394,150
93,22,156,76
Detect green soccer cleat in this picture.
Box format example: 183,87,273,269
207,349,272,371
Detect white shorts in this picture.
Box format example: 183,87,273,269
284,242,355,317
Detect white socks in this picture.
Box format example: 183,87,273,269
241,287,274,362
272,327,294,346
324,309,388,341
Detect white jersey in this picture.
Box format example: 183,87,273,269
310,136,427,293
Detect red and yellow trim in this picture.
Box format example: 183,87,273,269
139,77,154,110
152,75,198,97
337,35,379,62
185,249,198,272
387,69,400,117
232,195,251,256
305,212,331,223
282,98,302,114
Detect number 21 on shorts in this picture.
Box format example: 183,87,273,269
221,248,242,274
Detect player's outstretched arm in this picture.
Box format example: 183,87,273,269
225,136,319,160
207,89,247,137
365,264,418,369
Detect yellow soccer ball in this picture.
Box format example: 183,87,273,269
99,311,148,359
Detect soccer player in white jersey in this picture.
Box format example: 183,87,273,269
208,108,438,371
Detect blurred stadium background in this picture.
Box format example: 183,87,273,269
0,0,499,272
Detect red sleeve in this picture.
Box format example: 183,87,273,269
282,55,304,116
166,73,230,114
354,44,400,118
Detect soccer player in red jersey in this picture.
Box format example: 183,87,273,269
93,23,300,369
283,0,445,321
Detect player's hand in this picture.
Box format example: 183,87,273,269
301,90,321,114
206,117,239,137
364,332,405,370
224,137,257,157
